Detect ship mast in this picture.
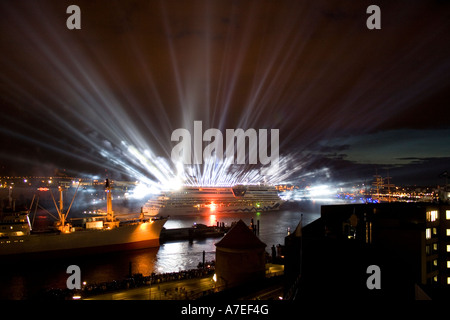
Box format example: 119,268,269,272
59,186,64,226
104,179,120,229
385,169,395,203
50,182,80,233
372,170,383,202
8,186,16,211
105,179,114,221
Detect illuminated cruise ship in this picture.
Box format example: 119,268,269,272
142,185,284,216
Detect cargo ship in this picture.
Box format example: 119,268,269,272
142,184,283,216
0,180,167,257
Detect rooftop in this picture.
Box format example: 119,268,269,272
215,219,266,250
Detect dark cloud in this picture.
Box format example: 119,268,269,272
317,145,351,153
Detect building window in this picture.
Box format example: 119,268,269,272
447,210,450,220
427,210,438,222
433,243,438,252
447,229,450,236
448,245,450,253
447,261,450,268
448,277,450,285
426,228,431,239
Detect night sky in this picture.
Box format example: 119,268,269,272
1,0,449,186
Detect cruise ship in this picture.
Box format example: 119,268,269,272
0,180,167,257
142,184,284,216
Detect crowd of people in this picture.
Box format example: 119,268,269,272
36,263,216,300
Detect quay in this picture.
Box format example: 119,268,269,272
85,274,216,300
84,263,284,300
160,223,231,242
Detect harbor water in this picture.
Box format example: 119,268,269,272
0,202,322,300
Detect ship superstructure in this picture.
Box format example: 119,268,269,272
142,184,283,216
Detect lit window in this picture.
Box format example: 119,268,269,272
448,277,450,285
426,228,431,239
447,261,450,268
433,243,438,251
427,210,438,222
447,229,450,236
448,245,450,252
433,259,438,266
433,276,438,282
447,210,450,220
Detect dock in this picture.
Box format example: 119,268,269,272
160,224,230,242
83,264,284,300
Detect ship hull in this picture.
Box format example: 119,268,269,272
0,219,166,257
145,202,282,216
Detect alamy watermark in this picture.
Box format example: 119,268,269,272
171,121,279,173
366,5,381,30
66,5,81,30
66,264,81,290
366,265,381,290
66,4,380,31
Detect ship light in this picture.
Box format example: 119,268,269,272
208,202,217,212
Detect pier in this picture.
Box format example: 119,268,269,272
84,263,283,300
160,223,231,242
37,262,283,300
